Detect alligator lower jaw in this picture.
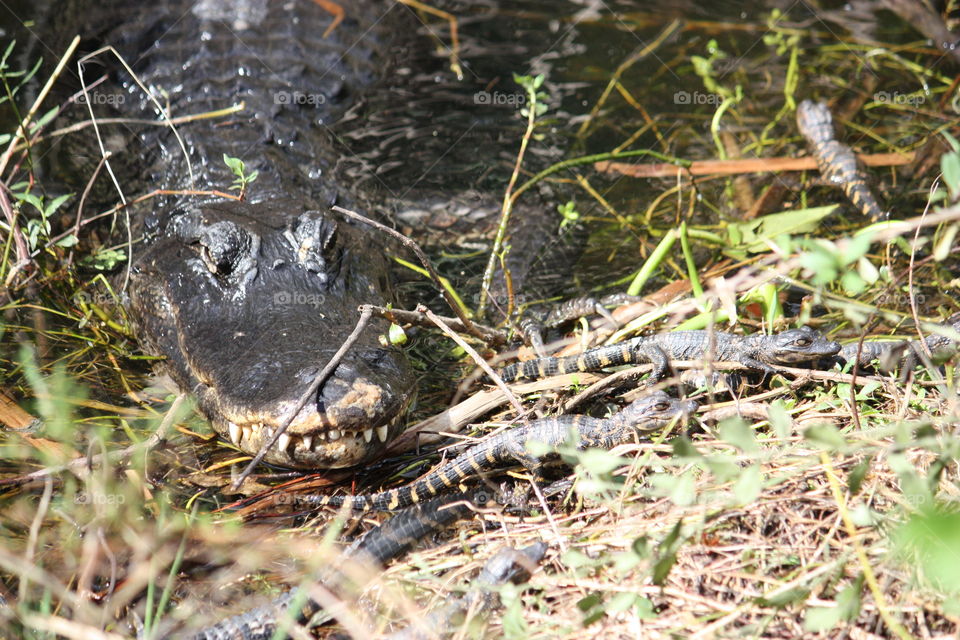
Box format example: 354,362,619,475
212,416,404,469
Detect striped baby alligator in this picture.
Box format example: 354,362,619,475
498,326,841,383
187,490,491,640
796,99,885,219
299,391,696,511
385,541,547,640
838,314,960,372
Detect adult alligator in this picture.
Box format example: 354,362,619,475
46,0,559,469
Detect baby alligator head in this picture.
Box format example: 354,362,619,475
617,390,699,433
758,326,841,365
129,199,414,469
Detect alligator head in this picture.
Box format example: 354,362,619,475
129,199,414,469
757,326,841,364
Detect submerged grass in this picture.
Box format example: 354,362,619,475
2,3,960,640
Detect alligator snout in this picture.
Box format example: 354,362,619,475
129,199,414,469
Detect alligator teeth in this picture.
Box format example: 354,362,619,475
241,425,253,444
301,436,313,450
228,422,241,446
328,429,341,441
277,433,292,453
363,429,374,443
265,427,275,442
376,425,389,442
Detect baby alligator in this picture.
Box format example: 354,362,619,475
299,391,696,511
796,99,885,220
188,490,490,640
838,314,960,372
385,541,547,640
498,327,841,383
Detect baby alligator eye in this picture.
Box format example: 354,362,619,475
654,401,671,411
794,337,811,347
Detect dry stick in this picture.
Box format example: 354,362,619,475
476,75,537,319
19,476,53,605
331,205,484,341
230,306,374,490
365,303,508,346
76,45,197,292
820,452,915,640
594,152,913,178
24,102,245,152
420,304,523,416
0,186,29,287
43,188,240,251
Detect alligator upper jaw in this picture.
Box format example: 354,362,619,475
196,383,410,469
209,414,404,469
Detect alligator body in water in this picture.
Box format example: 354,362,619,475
796,99,885,220
45,0,567,469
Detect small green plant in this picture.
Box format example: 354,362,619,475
223,153,258,199
8,182,74,252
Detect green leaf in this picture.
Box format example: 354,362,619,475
803,577,863,632
941,150,960,201
802,423,846,450
756,586,810,607
55,234,79,248
718,417,758,453
44,193,73,217
223,153,245,177
768,400,792,439
387,323,407,346
733,464,762,503
847,456,872,495
577,448,628,476
725,206,836,253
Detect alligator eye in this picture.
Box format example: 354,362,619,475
654,401,671,411
200,243,236,276
194,220,258,282
288,212,337,275
795,337,811,346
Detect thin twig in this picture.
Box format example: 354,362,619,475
420,304,524,416
332,205,483,340
365,303,508,346
230,306,374,490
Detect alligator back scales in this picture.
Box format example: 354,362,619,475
498,327,841,382
299,391,696,512
796,99,884,220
